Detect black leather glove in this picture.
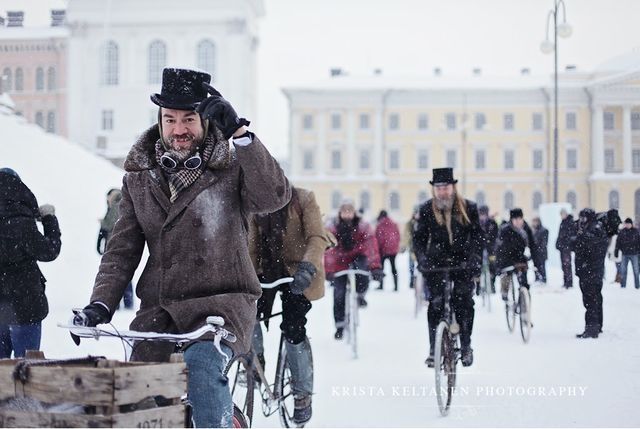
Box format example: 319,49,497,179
197,83,250,140
371,268,385,282
73,303,111,327
291,261,317,295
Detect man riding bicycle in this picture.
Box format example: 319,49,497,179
248,187,328,425
496,208,538,301
73,68,291,428
413,168,482,368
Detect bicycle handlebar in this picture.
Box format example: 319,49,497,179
422,265,468,274
333,269,371,278
260,277,294,289
500,262,530,274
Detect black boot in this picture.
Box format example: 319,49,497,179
461,346,474,367
334,327,344,340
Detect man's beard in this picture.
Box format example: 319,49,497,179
434,195,454,211
164,132,204,161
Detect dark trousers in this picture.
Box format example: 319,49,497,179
534,257,547,283
332,255,369,327
0,322,42,358
380,254,398,290
578,278,603,334
426,270,475,350
117,282,134,309
560,249,573,288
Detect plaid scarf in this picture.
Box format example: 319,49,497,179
155,135,215,203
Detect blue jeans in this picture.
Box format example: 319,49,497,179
620,254,640,289
183,341,233,428
0,323,42,358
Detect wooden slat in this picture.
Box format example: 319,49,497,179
0,360,20,401
0,410,111,428
113,363,187,406
112,404,185,428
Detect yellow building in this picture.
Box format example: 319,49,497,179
283,52,640,223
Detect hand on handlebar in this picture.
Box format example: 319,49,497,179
371,268,384,282
73,303,111,327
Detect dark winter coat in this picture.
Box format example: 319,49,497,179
324,217,381,274
413,198,483,275
572,219,608,282
495,221,538,270
89,125,291,361
532,225,549,261
375,216,401,257
0,172,61,325
556,215,576,251
480,217,499,255
614,227,640,256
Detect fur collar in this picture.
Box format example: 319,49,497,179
123,124,232,172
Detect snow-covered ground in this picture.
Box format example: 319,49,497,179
3,111,640,427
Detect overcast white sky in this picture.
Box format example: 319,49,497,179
256,0,640,158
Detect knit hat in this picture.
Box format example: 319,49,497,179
510,208,524,220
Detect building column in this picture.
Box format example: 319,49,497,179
592,105,604,174
289,111,300,177
346,109,356,179
623,105,632,174
317,111,326,177
374,106,384,177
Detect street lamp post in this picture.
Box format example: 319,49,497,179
541,0,572,203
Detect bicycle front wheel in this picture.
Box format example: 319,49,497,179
274,340,297,428
349,284,358,359
225,353,255,427
519,287,532,343
434,321,456,416
505,276,516,333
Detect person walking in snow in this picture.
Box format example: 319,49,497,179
72,68,290,428
325,199,383,340
375,210,401,291
531,217,549,284
0,168,61,358
556,208,576,288
614,217,640,289
413,168,482,368
478,205,499,293
572,208,608,339
248,186,328,425
96,188,134,309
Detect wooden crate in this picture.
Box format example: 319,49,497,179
0,353,187,428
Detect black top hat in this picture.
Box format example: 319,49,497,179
510,208,524,220
429,167,458,186
150,68,212,110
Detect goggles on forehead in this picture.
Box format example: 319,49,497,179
160,151,202,170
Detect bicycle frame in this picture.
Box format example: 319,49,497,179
334,269,370,359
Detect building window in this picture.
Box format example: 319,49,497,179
302,114,313,130
303,150,314,171
503,113,514,130
331,113,342,130
46,111,56,133
445,113,456,130
605,149,615,172
197,39,216,78
609,190,620,210
446,150,457,168
101,41,119,86
14,68,23,91
633,149,640,173
360,191,370,212
532,113,543,131
504,149,515,170
359,149,370,170
567,191,577,210
35,67,44,91
388,149,400,170
389,191,400,211
632,112,640,130
418,114,428,130
148,40,166,84
359,113,370,129
388,113,399,130
1,68,11,91
566,148,577,170
504,191,514,210
35,111,44,128
566,112,577,130
475,150,486,170
102,110,114,131
418,191,428,204
532,191,543,210
476,191,486,207
47,66,56,91
475,113,486,130
533,149,543,170
331,150,342,170
417,149,428,170
331,191,342,210
603,111,615,130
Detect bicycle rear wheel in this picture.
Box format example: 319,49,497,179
233,404,250,428
348,280,358,359
414,271,424,318
275,339,298,428
505,276,516,333
519,287,532,343
226,353,255,427
434,321,456,416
